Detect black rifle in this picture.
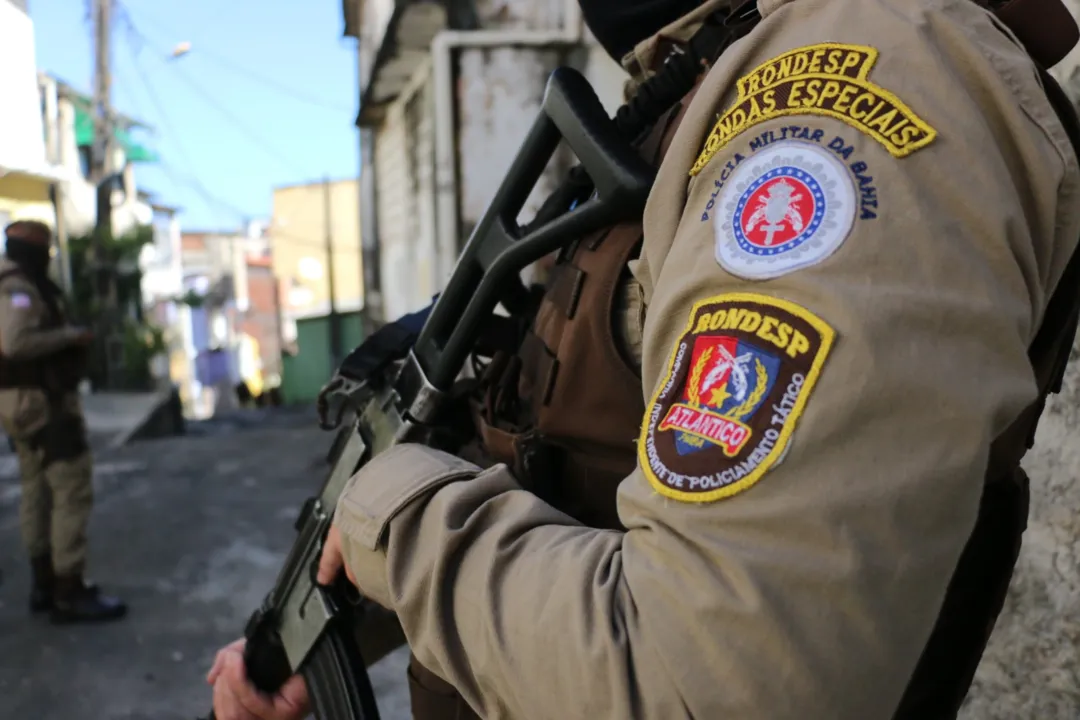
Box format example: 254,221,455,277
198,5,768,716
199,65,655,720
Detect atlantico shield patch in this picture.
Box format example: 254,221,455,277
638,293,834,503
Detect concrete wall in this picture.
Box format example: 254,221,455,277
456,46,569,239
0,1,61,231
0,0,49,177
373,62,434,322
960,334,1080,719
0,174,53,228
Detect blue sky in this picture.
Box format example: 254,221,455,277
31,0,360,231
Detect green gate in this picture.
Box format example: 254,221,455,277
280,311,364,405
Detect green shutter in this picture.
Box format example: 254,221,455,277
73,103,159,163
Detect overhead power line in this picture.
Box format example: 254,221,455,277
157,167,360,255
110,5,358,258
116,1,353,113
118,61,357,254
116,7,308,176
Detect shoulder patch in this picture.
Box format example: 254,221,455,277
638,293,834,503
9,292,31,309
690,43,937,177
715,139,856,279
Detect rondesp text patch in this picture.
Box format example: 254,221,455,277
690,43,938,177
638,293,834,502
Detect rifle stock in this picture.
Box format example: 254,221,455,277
199,65,654,720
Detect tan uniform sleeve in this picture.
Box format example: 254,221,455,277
0,276,80,360
335,1,1080,718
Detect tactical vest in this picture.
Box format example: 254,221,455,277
0,268,88,393
463,2,1080,718
468,59,722,531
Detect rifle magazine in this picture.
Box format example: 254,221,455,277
303,621,383,720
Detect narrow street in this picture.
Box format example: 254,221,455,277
0,407,411,720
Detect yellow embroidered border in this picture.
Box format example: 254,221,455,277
637,292,835,503
690,43,938,176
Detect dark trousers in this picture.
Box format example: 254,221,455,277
893,470,1030,718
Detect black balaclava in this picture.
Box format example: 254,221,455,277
4,223,63,315
579,0,706,63
5,236,52,279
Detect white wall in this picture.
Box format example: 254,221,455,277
456,46,568,236
34,75,154,237
582,34,629,116
374,65,429,321
141,212,184,302
0,2,51,177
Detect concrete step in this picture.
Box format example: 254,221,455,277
80,387,185,449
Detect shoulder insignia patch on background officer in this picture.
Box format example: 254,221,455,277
690,43,938,176
638,293,834,503
715,140,856,279
9,293,31,309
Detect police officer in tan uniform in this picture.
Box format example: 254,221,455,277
0,220,127,624
208,0,1080,717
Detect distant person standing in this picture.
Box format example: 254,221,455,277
0,220,126,624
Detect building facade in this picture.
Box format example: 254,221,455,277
140,202,190,391
0,0,66,233
176,222,281,414
38,73,158,240
238,254,284,390
269,177,363,344
342,0,626,326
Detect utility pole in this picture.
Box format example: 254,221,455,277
91,0,119,389
91,0,113,237
324,175,342,371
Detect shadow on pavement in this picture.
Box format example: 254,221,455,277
0,405,412,719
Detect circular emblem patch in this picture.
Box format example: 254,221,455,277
715,141,856,280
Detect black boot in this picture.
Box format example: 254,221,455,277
49,574,128,625
29,555,53,613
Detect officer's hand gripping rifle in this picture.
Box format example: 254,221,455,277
199,66,655,720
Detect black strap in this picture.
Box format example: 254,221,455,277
520,2,763,237
1029,66,1080,399
0,266,63,327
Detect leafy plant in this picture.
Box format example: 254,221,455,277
65,225,160,389
117,318,168,389
175,288,206,308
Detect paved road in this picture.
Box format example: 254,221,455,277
1,401,1076,719
0,408,411,720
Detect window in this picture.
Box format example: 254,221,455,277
78,146,93,181
152,221,172,264
0,211,10,253
298,256,324,280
